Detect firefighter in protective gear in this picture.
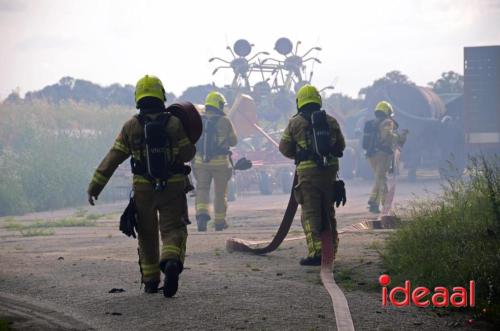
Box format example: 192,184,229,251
87,75,196,297
279,85,346,266
367,101,408,213
193,91,237,231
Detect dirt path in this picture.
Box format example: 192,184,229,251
0,179,473,330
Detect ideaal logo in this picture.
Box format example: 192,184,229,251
379,274,475,308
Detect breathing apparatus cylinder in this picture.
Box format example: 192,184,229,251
311,110,331,167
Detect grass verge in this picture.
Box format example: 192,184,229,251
19,228,55,237
2,215,98,237
381,155,500,325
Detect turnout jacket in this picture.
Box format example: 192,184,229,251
279,111,345,174
376,118,407,154
88,113,196,197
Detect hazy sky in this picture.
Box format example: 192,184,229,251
0,0,499,100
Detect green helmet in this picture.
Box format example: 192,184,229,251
296,84,322,109
135,75,166,104
375,101,394,117
205,91,227,111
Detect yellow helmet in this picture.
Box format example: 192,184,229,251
205,91,227,111
135,75,166,104
375,101,394,117
296,84,322,109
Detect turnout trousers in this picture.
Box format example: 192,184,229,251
134,181,188,283
193,162,232,226
294,167,339,258
367,151,392,207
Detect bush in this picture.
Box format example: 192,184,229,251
0,100,134,215
382,156,500,323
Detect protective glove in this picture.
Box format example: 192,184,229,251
333,180,347,207
234,157,253,171
88,194,97,206
331,150,343,158
330,143,344,158
120,198,137,238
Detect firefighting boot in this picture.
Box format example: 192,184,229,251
160,259,182,298
215,221,228,232
144,280,159,294
368,202,380,214
196,214,210,232
299,256,322,266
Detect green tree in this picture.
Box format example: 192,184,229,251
4,77,176,107
324,93,361,115
358,70,414,99
427,71,464,94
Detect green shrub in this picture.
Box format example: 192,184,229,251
382,155,500,323
73,208,87,217
85,213,103,220
4,222,23,230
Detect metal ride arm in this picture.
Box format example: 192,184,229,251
228,93,280,149
209,57,231,64
303,57,322,63
247,51,270,62
301,46,322,58
252,123,279,148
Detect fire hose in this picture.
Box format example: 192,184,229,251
226,174,355,331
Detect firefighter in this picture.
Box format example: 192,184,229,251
367,101,408,213
279,85,346,266
87,75,196,297
193,91,237,231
